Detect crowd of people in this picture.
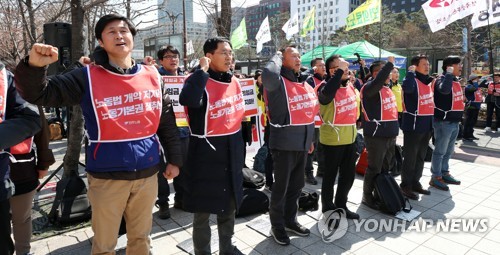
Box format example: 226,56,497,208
0,13,499,255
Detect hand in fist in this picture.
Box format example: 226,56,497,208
143,56,156,66
446,66,454,73
387,56,395,64
79,56,92,67
408,65,416,72
199,57,211,72
29,43,59,67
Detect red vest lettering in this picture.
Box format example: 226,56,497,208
321,84,358,126
88,65,162,142
281,77,319,126
190,77,245,137
312,77,324,88
488,82,500,96
0,68,33,155
361,86,398,122
404,78,434,116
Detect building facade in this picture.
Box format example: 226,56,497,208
291,0,362,52
383,0,427,13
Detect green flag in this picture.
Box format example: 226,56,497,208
231,18,247,50
300,6,315,37
345,0,381,31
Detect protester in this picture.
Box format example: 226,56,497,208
360,57,398,210
9,105,54,255
155,45,189,218
179,37,244,255
429,56,463,191
400,55,434,200
262,46,318,245
484,73,500,132
15,14,182,254
0,61,41,255
304,57,327,185
463,74,483,140
390,67,403,126
316,55,360,219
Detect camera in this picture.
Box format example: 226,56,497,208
352,53,362,65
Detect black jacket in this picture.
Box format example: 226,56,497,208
361,61,399,138
179,68,244,214
262,54,315,151
0,63,41,201
14,49,182,180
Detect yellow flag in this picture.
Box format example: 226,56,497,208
345,0,381,31
300,6,316,37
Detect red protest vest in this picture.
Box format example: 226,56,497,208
472,88,484,103
321,84,358,126
404,78,434,116
361,86,398,122
488,82,500,96
450,81,465,111
312,76,324,88
88,65,162,142
281,77,319,126
190,77,245,137
0,68,33,154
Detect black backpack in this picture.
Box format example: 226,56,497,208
298,191,319,211
374,172,412,215
252,145,268,173
242,168,265,189
49,175,91,225
236,188,269,217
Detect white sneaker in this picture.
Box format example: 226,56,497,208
485,127,492,132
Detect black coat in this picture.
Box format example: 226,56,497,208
179,69,244,214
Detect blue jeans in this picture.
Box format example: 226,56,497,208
431,120,459,178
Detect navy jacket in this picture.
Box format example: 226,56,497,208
0,63,41,201
15,49,182,180
433,72,464,123
401,71,434,133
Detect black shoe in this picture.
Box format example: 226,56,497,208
413,184,431,195
471,136,479,140
305,172,318,185
157,204,170,219
285,222,310,236
270,227,290,245
361,195,380,211
462,137,473,141
401,186,419,200
341,208,360,219
322,204,337,213
316,170,324,177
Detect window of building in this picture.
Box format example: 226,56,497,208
330,18,333,22
336,8,339,13
411,0,415,2
308,6,310,10
335,17,338,21
392,2,396,6
330,10,333,14
319,3,321,8
335,0,338,5
402,0,405,4
411,7,415,11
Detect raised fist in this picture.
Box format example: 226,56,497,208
199,57,211,72
408,65,416,72
28,43,59,67
387,56,395,64
446,66,454,73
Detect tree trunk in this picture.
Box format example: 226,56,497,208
217,0,231,37
63,0,85,178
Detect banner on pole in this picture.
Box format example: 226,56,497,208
345,0,381,31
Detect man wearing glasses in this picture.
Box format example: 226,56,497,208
155,46,188,219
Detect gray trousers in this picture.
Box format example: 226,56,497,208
401,131,432,189
193,198,236,255
269,150,307,229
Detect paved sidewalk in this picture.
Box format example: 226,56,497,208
27,128,500,255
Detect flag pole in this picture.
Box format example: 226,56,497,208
486,1,494,75
378,2,382,60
